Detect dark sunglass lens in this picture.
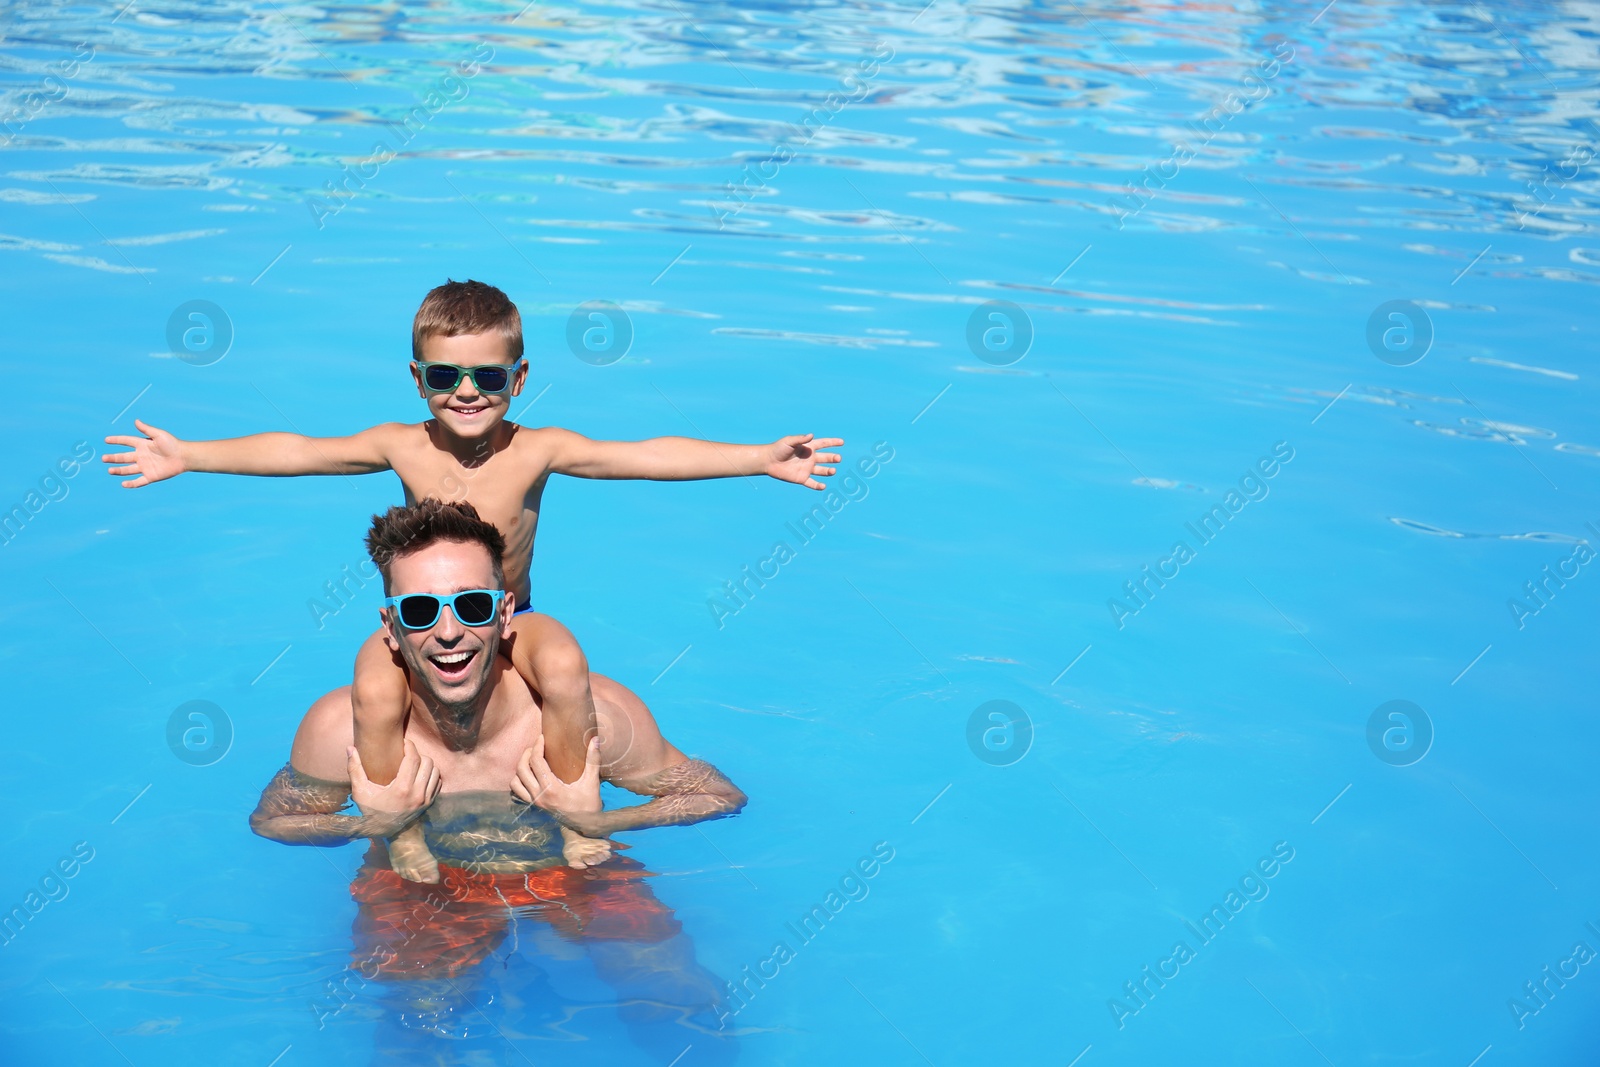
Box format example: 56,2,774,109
472,367,510,392
398,595,442,629
453,591,497,625
424,365,461,391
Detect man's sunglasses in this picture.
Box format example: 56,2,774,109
383,589,505,630
415,361,524,396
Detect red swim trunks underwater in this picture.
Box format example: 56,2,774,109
350,850,680,980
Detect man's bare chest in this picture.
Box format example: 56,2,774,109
404,703,543,796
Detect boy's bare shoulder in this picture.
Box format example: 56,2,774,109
370,420,430,441
508,424,572,462
367,420,432,454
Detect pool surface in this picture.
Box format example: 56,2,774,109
3,0,1599,1063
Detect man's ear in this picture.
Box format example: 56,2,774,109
409,361,427,399
498,591,515,640
378,608,402,653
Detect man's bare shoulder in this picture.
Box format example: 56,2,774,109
589,673,685,783
289,686,355,782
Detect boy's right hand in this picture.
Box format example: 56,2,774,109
104,419,186,488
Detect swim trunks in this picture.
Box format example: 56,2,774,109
512,598,536,616
348,851,679,980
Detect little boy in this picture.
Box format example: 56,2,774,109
105,279,842,881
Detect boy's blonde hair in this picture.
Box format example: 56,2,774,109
412,279,523,361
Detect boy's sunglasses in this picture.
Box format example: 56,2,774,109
383,589,505,630
415,361,524,395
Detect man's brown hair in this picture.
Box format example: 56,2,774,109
365,498,507,595
412,279,523,361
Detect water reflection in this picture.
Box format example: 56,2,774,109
350,793,733,1064
4,0,1596,249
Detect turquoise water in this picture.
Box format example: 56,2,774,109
4,0,1600,1063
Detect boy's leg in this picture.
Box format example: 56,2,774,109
506,613,610,867
352,628,439,884
507,613,598,784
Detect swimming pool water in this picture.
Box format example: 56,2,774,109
3,0,1599,1063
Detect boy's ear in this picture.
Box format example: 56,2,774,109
409,361,427,399
510,360,527,397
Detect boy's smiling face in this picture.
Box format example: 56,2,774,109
412,330,527,441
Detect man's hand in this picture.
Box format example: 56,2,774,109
103,419,187,489
514,735,603,815
348,741,441,838
765,433,843,490
514,737,617,868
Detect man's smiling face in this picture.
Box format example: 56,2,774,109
411,330,526,441
380,538,512,709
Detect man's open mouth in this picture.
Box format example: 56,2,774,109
428,649,477,680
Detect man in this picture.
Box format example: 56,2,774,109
250,497,746,861
249,499,746,1021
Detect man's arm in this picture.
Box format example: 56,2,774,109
104,418,396,488
542,427,843,490
514,673,747,835
248,764,384,846
585,759,747,835
250,731,441,847
516,745,746,836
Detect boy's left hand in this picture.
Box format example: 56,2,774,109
765,433,843,490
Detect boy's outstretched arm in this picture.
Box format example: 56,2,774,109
104,418,395,488
545,429,843,490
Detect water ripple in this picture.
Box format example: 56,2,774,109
1,0,1593,250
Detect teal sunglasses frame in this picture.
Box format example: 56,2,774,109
414,360,525,395
382,589,506,630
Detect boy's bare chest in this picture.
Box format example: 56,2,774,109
390,447,549,543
